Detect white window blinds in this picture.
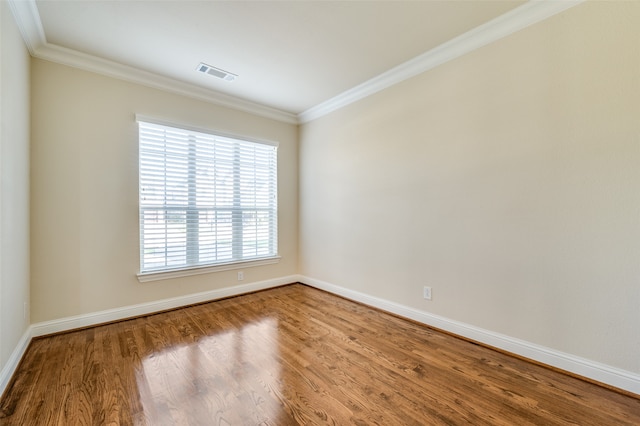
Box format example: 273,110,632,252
138,120,278,273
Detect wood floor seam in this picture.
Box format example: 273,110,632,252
1,284,639,425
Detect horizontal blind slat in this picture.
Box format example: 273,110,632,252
139,120,277,273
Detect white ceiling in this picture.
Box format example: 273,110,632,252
10,1,581,123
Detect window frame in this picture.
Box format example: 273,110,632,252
136,116,279,282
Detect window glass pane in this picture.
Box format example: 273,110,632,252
139,120,277,273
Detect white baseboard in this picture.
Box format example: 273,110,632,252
0,327,31,398
2,275,299,397
5,275,637,398
31,275,299,337
299,275,640,396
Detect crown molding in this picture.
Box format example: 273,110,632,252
9,0,584,125
298,0,585,123
6,0,297,125
34,43,298,124
7,0,45,55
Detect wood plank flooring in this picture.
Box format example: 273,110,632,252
1,283,639,425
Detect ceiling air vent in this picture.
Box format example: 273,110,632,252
197,63,237,82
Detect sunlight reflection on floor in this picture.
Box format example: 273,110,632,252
136,317,283,424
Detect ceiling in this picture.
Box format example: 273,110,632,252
10,1,579,123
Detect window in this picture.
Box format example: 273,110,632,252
138,119,278,276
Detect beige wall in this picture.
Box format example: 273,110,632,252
299,2,640,374
30,59,298,322
0,0,31,370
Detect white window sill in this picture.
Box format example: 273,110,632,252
137,256,281,283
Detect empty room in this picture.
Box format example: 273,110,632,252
1,0,639,424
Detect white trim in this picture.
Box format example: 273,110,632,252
31,275,299,337
2,275,300,396
135,114,280,148
35,43,298,124
5,275,638,397
8,0,585,125
298,0,584,123
0,327,31,398
6,1,296,124
137,257,282,283
6,0,45,56
299,275,640,396
1,0,34,401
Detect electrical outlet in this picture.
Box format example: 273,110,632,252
423,286,432,301
237,271,244,281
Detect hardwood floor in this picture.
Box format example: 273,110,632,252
1,284,639,425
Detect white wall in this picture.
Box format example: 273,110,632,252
0,0,31,374
299,1,640,374
30,59,298,322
